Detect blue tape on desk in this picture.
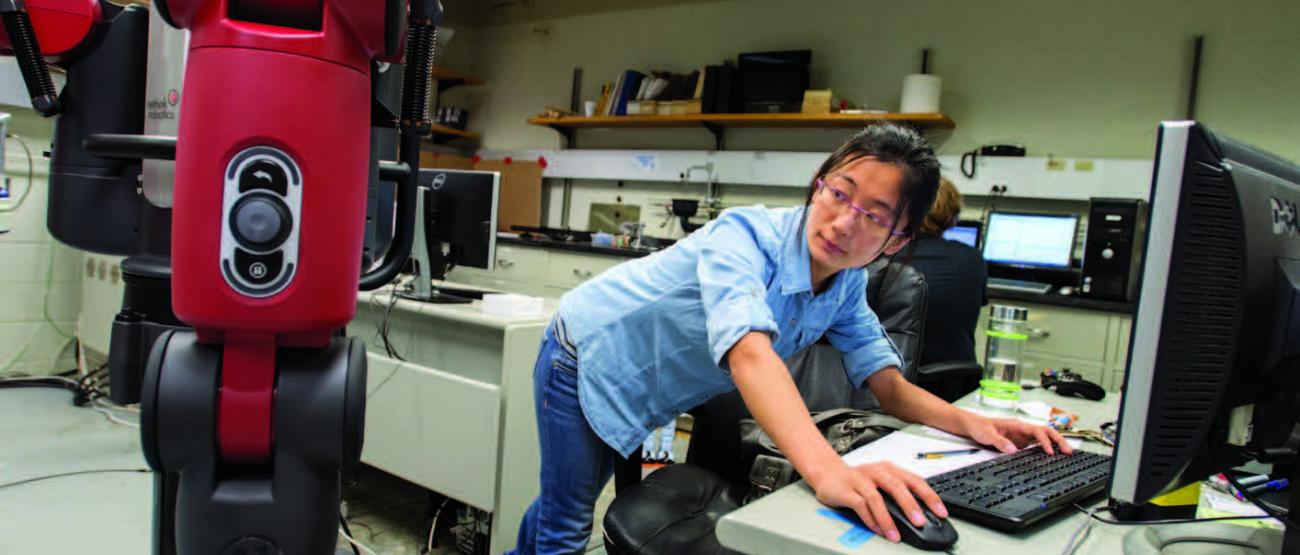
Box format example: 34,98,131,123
817,507,876,548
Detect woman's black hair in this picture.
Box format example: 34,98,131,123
800,124,942,258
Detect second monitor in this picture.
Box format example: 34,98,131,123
983,211,1078,269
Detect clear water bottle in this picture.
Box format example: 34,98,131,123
981,305,1029,408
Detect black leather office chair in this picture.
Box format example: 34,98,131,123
602,260,928,555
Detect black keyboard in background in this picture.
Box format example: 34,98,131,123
926,447,1111,531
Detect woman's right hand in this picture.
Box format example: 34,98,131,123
805,460,948,543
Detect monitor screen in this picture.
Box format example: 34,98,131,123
982,212,1077,269
419,169,500,273
737,50,811,112
943,225,980,248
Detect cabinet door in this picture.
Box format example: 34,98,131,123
494,245,548,281
1016,352,1108,392
545,251,626,289
977,302,1112,370
1019,304,1112,363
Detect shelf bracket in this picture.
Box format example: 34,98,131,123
549,125,575,149
701,122,725,151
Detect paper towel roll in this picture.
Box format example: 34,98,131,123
899,74,942,113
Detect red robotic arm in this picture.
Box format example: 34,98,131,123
3,1,440,552
137,1,440,554
0,0,104,115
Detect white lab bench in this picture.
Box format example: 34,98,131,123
351,288,553,555
716,389,1131,554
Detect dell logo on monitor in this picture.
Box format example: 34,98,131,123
431,173,447,190
1273,197,1299,236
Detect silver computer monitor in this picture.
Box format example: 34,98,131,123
1108,121,1300,544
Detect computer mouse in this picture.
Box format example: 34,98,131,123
1059,286,1075,296
882,495,958,551
1054,379,1106,401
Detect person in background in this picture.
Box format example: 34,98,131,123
906,179,988,366
510,126,1070,555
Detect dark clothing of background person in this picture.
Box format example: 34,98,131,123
906,236,987,366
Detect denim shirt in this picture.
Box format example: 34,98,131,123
556,206,902,456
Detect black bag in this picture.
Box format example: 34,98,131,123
739,408,905,500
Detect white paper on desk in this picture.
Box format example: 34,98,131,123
841,432,999,478
843,430,1084,478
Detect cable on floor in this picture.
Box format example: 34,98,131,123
338,524,380,555
0,468,150,491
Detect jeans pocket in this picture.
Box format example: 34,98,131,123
544,358,582,421
552,356,579,377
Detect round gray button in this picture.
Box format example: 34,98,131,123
231,194,291,250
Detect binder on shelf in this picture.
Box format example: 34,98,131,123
702,65,720,113
613,70,645,115
606,73,625,116
714,62,737,114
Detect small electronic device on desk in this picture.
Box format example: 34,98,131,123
403,169,500,304
983,211,1079,294
1040,368,1106,401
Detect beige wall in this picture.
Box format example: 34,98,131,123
0,111,82,376
445,0,1300,160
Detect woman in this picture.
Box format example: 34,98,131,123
512,125,1070,555
907,179,988,367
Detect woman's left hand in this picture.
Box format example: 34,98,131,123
962,415,1074,455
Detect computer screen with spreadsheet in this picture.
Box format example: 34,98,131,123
982,212,1077,269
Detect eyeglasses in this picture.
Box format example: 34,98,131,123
815,177,907,237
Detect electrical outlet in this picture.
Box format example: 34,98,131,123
1074,160,1096,172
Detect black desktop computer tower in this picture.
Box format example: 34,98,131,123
1080,198,1147,302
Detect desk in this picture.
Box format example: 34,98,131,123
717,389,1143,554
351,287,553,555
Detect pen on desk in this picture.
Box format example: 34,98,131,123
1236,479,1290,500
916,448,982,460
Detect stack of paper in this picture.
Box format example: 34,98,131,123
841,431,999,478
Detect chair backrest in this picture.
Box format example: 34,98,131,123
684,259,928,484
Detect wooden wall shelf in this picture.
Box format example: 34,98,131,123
527,112,954,149
428,124,480,143
430,66,485,93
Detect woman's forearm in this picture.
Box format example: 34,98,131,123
867,368,973,435
729,332,843,485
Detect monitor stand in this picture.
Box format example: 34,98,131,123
1122,462,1297,555
1123,522,1280,554
397,288,476,304
402,186,479,305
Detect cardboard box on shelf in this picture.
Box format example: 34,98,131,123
801,89,833,114
421,152,544,232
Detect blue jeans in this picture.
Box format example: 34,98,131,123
510,323,618,555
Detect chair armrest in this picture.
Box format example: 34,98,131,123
916,361,983,378
915,361,984,403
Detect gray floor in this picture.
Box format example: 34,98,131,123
1,387,688,554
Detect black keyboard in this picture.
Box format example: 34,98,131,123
926,447,1111,531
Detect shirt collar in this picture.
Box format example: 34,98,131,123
780,207,814,296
